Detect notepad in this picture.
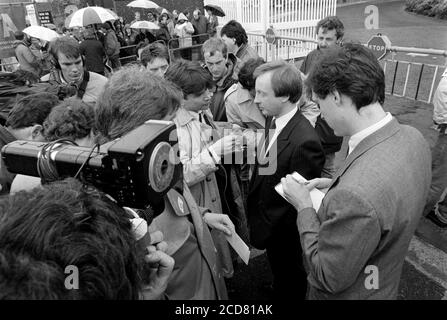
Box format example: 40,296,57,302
275,172,325,212
226,232,250,265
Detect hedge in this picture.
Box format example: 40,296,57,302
405,0,447,19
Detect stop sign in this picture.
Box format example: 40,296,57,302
366,34,391,60
265,27,277,45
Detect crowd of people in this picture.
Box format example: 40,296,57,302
0,12,444,301
7,6,221,78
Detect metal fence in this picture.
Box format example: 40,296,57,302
382,47,447,104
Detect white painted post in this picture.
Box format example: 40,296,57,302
236,0,243,26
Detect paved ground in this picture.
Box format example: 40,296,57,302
226,0,447,301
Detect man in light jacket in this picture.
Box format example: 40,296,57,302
13,31,40,76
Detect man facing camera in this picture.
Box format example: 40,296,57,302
248,60,325,300
41,36,108,106
140,42,170,78
282,43,431,299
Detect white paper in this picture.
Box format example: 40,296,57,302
226,232,250,265
275,172,325,212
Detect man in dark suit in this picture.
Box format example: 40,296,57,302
247,60,325,300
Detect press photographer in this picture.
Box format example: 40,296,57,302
40,36,108,105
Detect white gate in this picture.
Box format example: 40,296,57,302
204,0,337,59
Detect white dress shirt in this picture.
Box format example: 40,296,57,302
265,106,298,154
348,112,393,155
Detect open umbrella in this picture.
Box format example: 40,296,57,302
23,26,59,42
204,4,226,17
130,20,160,30
127,0,159,9
68,6,118,28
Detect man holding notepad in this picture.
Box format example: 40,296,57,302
281,43,431,300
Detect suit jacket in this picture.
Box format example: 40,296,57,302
247,110,325,249
297,118,431,299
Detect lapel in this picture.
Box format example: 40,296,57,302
327,118,401,191
250,111,304,192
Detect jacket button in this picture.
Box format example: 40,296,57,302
212,198,216,202
206,177,211,182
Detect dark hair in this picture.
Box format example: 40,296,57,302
202,37,228,58
49,36,81,60
0,69,39,86
14,31,24,41
43,97,94,142
316,16,344,40
102,21,112,30
253,60,303,104
95,66,182,141
306,43,385,109
220,20,248,47
164,59,214,98
6,93,59,129
140,42,169,67
0,251,69,299
0,178,144,299
238,57,265,91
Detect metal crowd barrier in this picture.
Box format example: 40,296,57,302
119,34,211,65
381,46,447,104
167,33,210,62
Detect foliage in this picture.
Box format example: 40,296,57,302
405,0,447,19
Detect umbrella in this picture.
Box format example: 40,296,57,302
127,0,159,9
130,20,160,30
23,26,59,42
204,4,226,17
68,6,118,28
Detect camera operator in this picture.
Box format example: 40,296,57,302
95,66,232,299
0,93,59,195
41,37,108,106
0,178,173,299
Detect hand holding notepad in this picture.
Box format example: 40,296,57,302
275,172,325,212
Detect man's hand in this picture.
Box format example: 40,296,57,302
306,177,332,193
210,134,243,158
203,212,235,236
141,250,174,300
140,230,174,300
281,174,313,212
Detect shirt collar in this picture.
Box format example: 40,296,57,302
348,112,393,155
273,106,298,132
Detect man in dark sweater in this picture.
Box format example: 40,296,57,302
300,16,345,178
79,28,106,75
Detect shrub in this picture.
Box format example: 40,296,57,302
405,0,447,19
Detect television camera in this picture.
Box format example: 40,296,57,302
1,120,182,223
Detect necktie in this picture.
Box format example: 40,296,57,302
199,112,212,127
264,117,276,150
